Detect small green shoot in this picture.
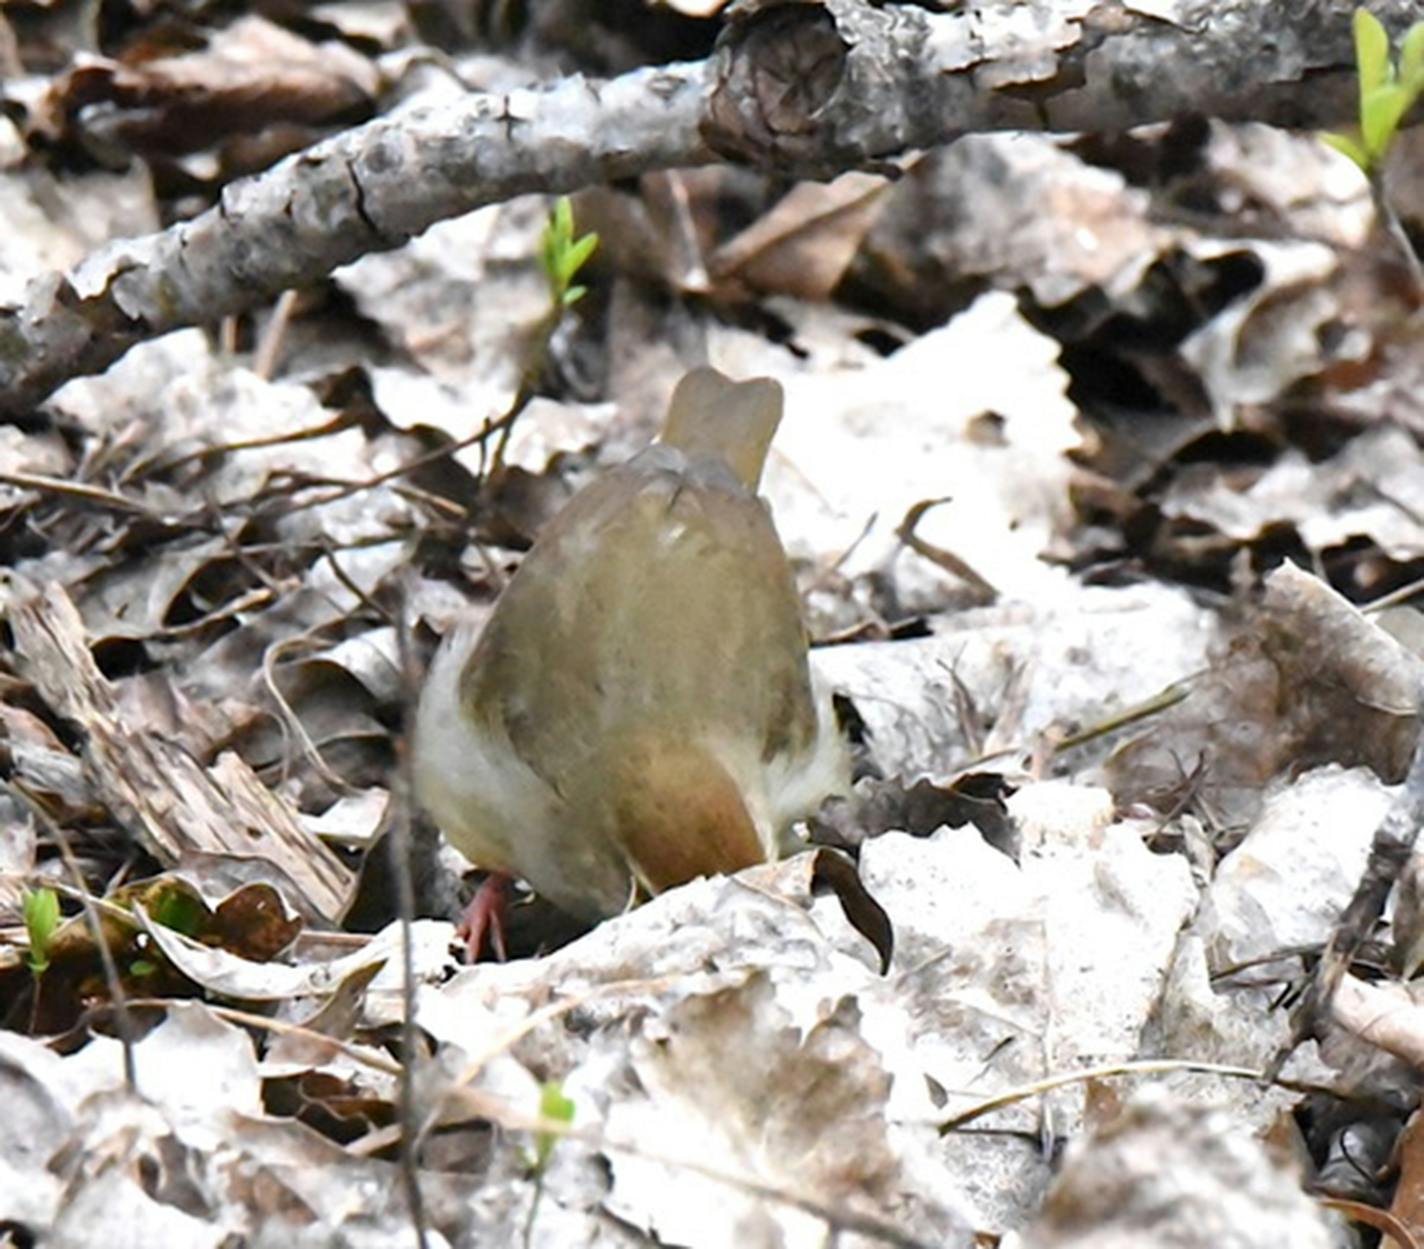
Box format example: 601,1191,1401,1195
539,196,599,309
1322,9,1424,174
522,1079,576,1247
532,1079,576,1173
23,887,59,978
491,197,600,480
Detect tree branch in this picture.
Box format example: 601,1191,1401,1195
0,0,1406,413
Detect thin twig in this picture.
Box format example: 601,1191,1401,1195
1320,1196,1421,1248
126,999,404,1075
1362,572,1424,615
253,289,300,382
259,632,356,795
247,408,518,527
148,412,356,481
487,308,558,482
0,471,166,520
937,1057,1347,1134
393,579,430,1249
895,497,998,604
1052,679,1194,751
141,586,278,641
322,544,396,628
1371,176,1424,300
1267,696,1424,1079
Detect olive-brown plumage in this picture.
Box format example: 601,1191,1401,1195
413,368,847,922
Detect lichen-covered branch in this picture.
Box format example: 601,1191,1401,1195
0,0,1407,413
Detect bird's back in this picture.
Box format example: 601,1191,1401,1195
415,370,845,920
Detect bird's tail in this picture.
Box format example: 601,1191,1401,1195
606,736,772,897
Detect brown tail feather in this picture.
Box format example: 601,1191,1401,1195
609,741,767,894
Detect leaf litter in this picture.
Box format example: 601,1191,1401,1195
5,5,1424,1246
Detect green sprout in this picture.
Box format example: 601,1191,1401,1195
1322,9,1424,174
23,887,59,978
523,1079,576,1246
539,196,599,309
489,197,598,480
532,1078,576,1173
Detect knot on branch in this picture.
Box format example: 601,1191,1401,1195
703,2,848,168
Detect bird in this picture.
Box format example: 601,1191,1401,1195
412,367,848,950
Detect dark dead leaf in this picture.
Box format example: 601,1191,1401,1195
53,16,376,159
213,882,303,962
709,172,890,302
264,1068,393,1143
811,773,1016,857
810,846,893,974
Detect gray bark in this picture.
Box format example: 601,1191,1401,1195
0,0,1409,413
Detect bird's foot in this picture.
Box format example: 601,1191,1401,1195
457,872,511,962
